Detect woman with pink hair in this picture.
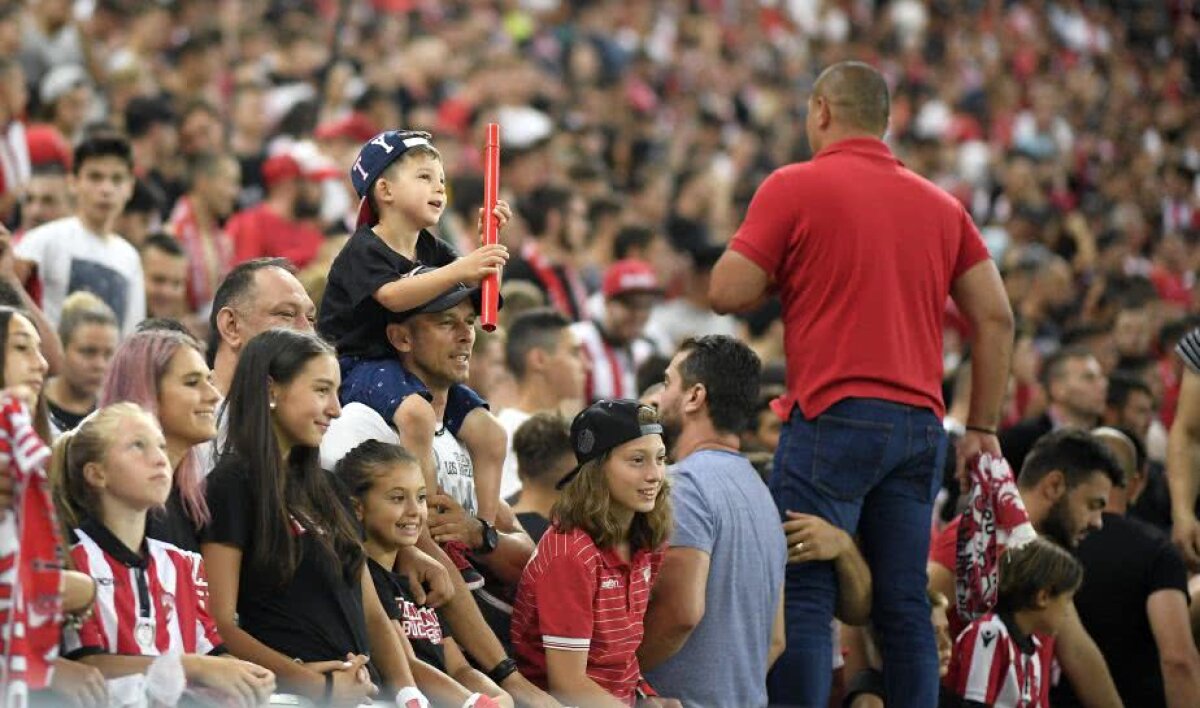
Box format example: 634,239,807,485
96,328,221,551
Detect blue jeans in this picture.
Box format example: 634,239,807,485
767,398,947,708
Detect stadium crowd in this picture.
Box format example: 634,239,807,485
1,0,1200,707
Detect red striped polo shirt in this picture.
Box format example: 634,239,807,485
511,525,662,706
947,613,1046,708
62,520,224,659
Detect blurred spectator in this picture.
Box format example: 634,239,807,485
572,259,663,403
114,178,165,249
167,152,240,313
646,242,738,352
1103,373,1156,443
1000,347,1107,470
508,412,574,543
36,64,93,145
14,133,144,335
0,58,30,219
140,232,189,323
44,291,116,434
497,308,587,499
124,95,181,217
17,163,70,234
507,185,589,322
225,153,325,268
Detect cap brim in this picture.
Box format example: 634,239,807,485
355,197,376,228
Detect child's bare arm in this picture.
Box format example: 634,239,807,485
457,408,506,523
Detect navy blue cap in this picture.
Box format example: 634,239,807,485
350,129,436,227
557,399,663,489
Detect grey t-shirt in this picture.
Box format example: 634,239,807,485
644,450,787,708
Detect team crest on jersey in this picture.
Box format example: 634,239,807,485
160,592,176,623
642,566,651,584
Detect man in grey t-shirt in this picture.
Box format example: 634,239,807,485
641,335,787,707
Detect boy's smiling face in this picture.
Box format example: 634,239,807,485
376,152,446,231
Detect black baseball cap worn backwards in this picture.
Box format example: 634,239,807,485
557,399,664,490
351,129,436,228
387,265,503,323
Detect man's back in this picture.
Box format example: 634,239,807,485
730,138,989,419
645,450,786,707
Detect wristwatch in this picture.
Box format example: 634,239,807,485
476,516,499,555
486,657,518,684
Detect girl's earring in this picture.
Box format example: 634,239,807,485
269,401,277,410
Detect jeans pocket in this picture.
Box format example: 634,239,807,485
811,414,893,501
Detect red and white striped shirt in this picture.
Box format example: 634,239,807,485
511,526,662,706
571,320,658,403
62,520,224,659
947,612,1046,708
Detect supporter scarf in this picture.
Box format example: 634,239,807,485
0,394,63,700
955,453,1037,623
168,196,233,312
520,242,588,321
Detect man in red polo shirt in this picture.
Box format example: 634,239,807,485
710,61,1014,708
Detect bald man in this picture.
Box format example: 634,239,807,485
711,61,1015,707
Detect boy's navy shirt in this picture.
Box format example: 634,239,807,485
318,225,458,360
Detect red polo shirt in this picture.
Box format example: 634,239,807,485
511,525,662,706
730,138,989,420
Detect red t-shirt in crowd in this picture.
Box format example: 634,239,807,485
225,203,324,268
511,525,662,706
730,138,990,420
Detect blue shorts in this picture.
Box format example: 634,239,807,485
338,357,487,436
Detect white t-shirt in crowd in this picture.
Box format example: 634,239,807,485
496,407,532,500
320,402,477,514
645,299,740,353
15,217,146,335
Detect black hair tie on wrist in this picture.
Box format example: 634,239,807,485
965,425,997,435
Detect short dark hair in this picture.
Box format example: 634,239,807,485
517,185,572,236
513,413,574,487
677,335,762,434
1039,346,1095,391
505,308,571,380
123,179,164,216
124,96,176,138
73,133,133,175
995,537,1084,614
613,225,656,261
207,258,295,365
1106,372,1153,410
636,354,672,400
588,195,622,224
141,232,185,258
1018,428,1125,490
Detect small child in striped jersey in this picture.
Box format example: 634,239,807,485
946,538,1083,708
50,402,275,702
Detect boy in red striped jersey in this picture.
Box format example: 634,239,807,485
50,402,275,703
947,538,1083,708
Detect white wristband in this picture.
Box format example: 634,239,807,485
396,686,430,708
462,694,485,708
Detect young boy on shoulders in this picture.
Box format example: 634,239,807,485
318,130,510,586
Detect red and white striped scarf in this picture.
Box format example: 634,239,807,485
955,453,1037,623
0,394,63,700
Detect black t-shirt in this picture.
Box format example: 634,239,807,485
515,512,550,545
1053,512,1189,708
201,456,375,675
367,557,449,671
318,226,458,359
46,399,90,433
146,485,200,552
